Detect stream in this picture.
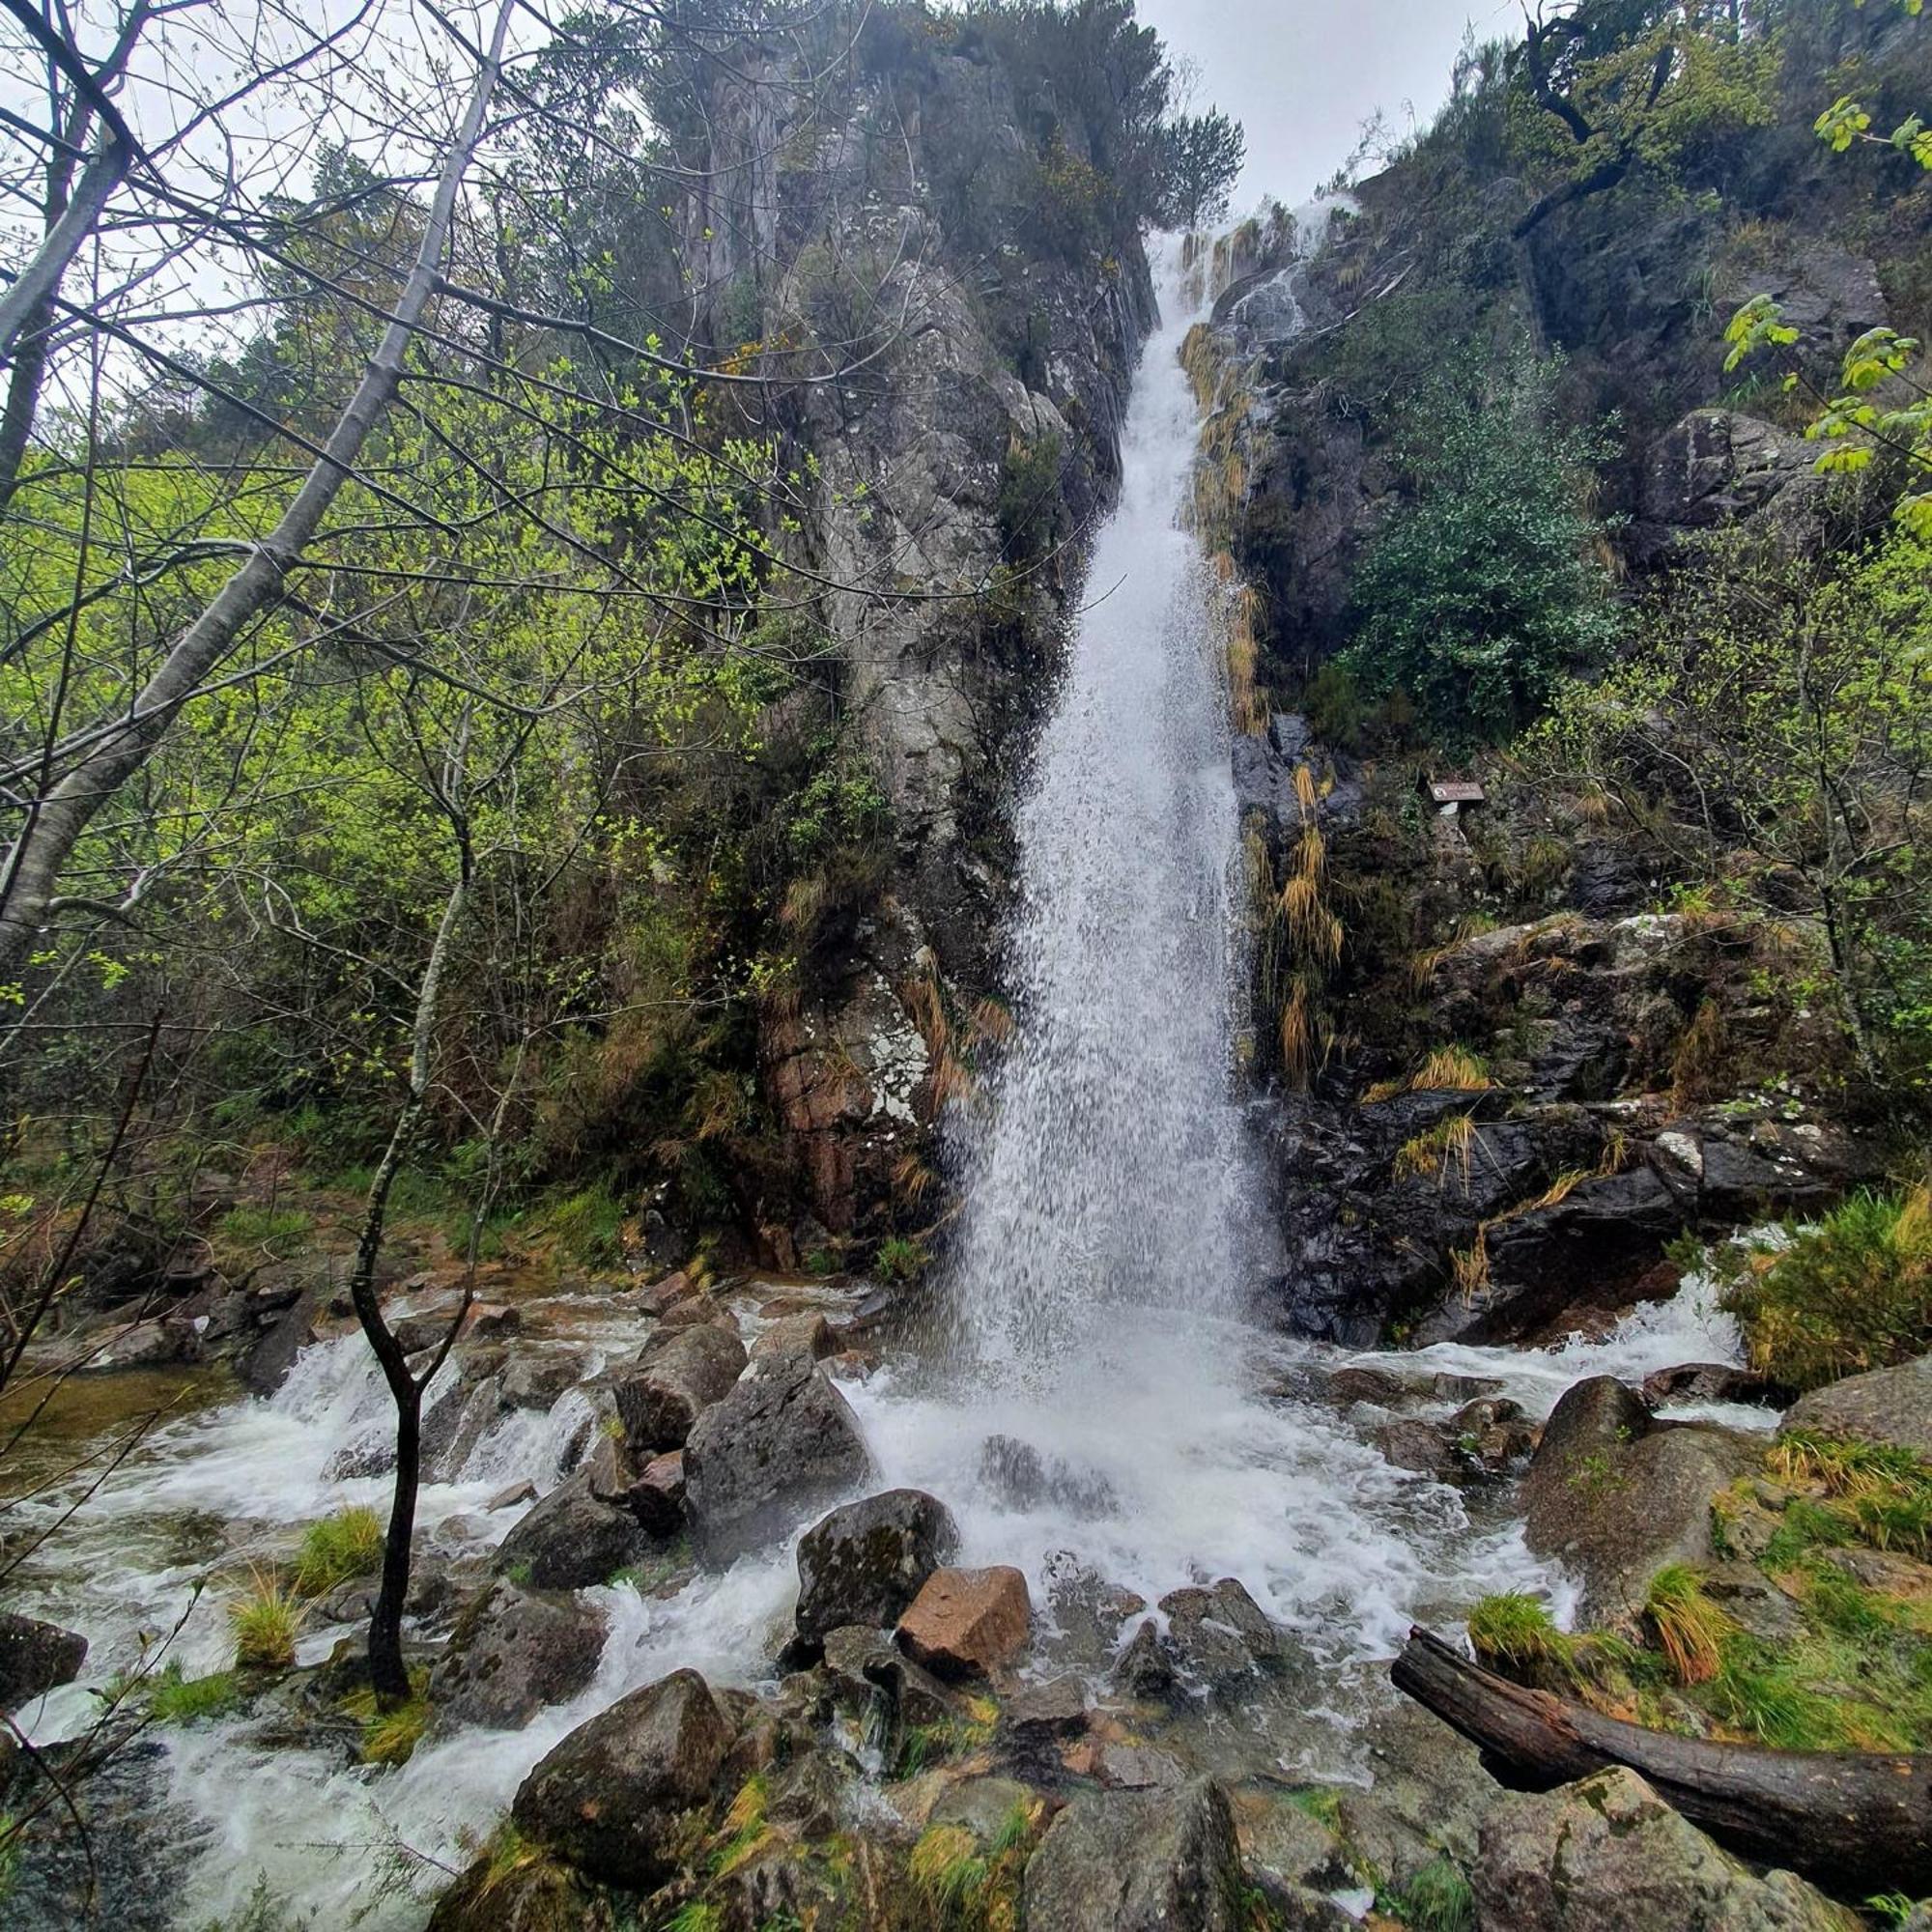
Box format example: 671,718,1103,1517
5,238,1763,1929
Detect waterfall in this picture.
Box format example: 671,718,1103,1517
946,237,1260,1381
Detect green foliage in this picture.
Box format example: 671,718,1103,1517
1722,1187,1932,1391
1466,1592,1570,1672
292,1505,384,1597
1643,1563,1734,1684
1379,1856,1477,1932
875,1235,928,1282
908,1822,992,1929
1772,1430,1932,1558
215,1205,312,1260
195,1879,315,1932
787,760,891,867
148,1661,241,1725
228,1570,304,1671
996,431,1067,566
1155,108,1247,230
340,1668,433,1766
1301,662,1368,752
1509,0,1782,193
1340,347,1617,747
1528,529,1932,1093
532,1181,627,1265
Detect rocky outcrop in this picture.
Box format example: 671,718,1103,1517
1779,1354,1932,1457
1270,908,1874,1346
1522,1377,1758,1617
511,1668,732,1890
793,1488,958,1644
1634,409,1837,561
682,1355,870,1561
1473,1767,1860,1931
1024,1778,1247,1932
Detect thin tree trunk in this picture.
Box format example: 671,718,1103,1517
347,848,472,1701
0,0,515,983
0,140,126,366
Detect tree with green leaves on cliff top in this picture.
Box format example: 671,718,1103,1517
1157,107,1247,232
1507,0,1784,236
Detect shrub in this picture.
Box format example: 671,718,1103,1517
1340,345,1617,747
996,430,1067,565
1724,1186,1932,1392
292,1505,384,1596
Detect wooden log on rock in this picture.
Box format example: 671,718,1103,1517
1391,1625,1932,1896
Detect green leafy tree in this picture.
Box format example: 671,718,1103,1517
1340,348,1618,746
1157,108,1247,230
1508,0,1781,235
1724,1,1931,536
1528,529,1932,1088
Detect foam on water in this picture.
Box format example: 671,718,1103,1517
1367,1259,1773,1431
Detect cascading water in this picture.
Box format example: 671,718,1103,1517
945,234,1260,1376
3,232,1762,1928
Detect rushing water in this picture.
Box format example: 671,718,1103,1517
8,238,1762,1928
942,237,1257,1377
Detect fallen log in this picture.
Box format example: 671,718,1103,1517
1391,1625,1932,1896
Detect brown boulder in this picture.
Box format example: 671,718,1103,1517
895,1564,1031,1679
752,1312,838,1363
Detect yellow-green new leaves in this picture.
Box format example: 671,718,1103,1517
1726,304,1932,535
1820,1,1928,167
1723,294,1800,374
1815,96,1872,154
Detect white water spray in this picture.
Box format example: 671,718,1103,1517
947,237,1256,1377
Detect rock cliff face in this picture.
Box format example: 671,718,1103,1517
1179,22,1929,1346
667,26,1155,1244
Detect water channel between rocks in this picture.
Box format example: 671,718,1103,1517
7,238,1767,1929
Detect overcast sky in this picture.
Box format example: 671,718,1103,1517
1139,0,1508,210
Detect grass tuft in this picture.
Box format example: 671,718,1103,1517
909,1822,989,1926
228,1567,304,1671
293,1505,384,1597
1644,1564,1735,1685
147,1660,240,1725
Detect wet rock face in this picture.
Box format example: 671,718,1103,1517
609,1323,747,1454
682,1356,871,1562
1024,1778,1247,1932
0,1610,87,1711
895,1564,1031,1679
1269,904,1875,1347
1521,1376,1759,1618
493,1469,649,1591
1779,1354,1932,1458
512,1668,732,1890
1473,1767,1860,1931
793,1488,959,1644
428,1577,607,1732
